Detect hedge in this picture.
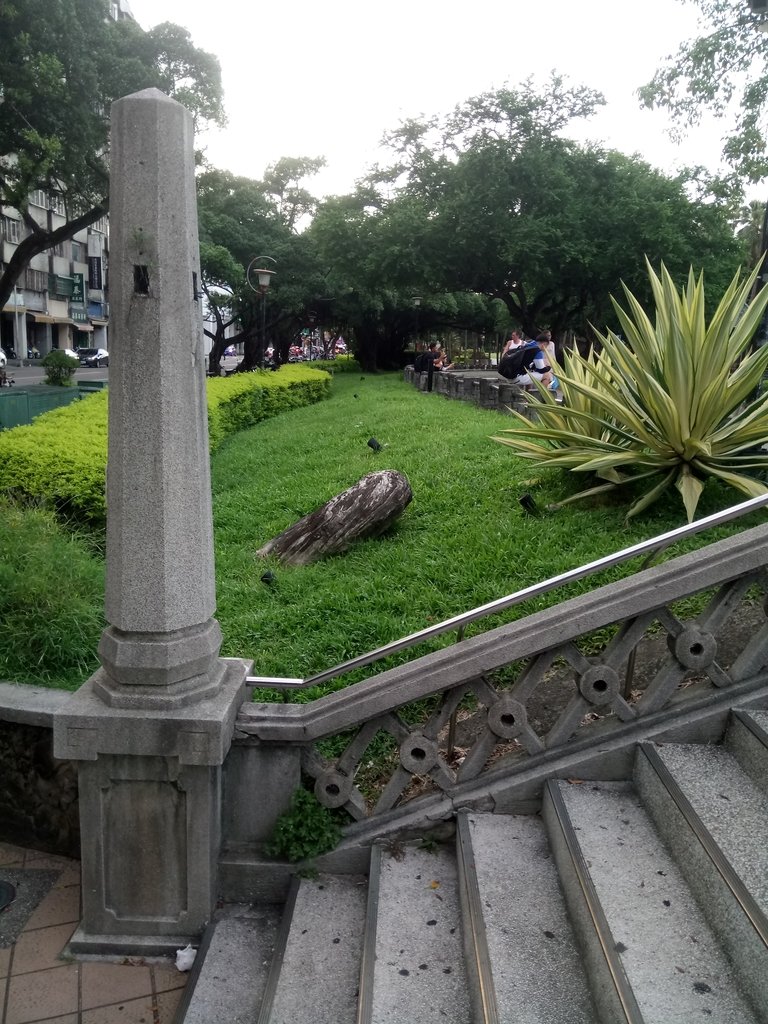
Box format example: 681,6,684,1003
0,365,331,526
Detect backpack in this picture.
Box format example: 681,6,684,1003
414,351,429,372
498,344,533,380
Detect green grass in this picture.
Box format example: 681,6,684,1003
0,500,105,687
1,372,761,692
210,373,761,698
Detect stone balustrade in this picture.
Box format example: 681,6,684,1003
404,366,534,418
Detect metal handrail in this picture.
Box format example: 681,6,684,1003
245,492,768,693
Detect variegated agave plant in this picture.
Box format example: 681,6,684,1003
492,260,768,521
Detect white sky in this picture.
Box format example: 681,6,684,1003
127,0,737,198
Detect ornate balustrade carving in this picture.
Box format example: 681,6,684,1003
236,524,768,823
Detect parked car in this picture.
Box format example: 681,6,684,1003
0,350,6,368
62,348,79,361
78,347,109,367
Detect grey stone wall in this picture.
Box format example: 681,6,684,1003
405,367,532,418
0,685,79,857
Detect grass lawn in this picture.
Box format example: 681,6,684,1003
2,371,762,692
210,372,760,699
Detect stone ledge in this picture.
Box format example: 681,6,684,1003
0,682,71,728
53,658,249,765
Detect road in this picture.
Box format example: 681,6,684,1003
5,356,241,386
6,364,109,386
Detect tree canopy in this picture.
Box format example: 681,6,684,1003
639,0,768,185
304,79,743,366
0,0,225,310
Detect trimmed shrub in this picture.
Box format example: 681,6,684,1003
0,365,331,526
206,365,330,451
41,350,79,386
0,392,109,523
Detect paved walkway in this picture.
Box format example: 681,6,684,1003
0,841,187,1024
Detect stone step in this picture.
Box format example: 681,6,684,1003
635,740,768,1018
177,905,280,1024
359,842,471,1024
257,873,367,1024
543,778,760,1023
456,810,595,1023
726,708,768,793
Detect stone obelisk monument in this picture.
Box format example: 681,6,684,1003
54,89,247,954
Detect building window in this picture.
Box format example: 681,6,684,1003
24,268,48,293
29,189,48,209
50,194,65,215
2,216,21,243
72,241,84,262
51,240,66,257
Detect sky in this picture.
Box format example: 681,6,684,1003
126,0,733,198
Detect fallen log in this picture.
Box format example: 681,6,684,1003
256,469,413,566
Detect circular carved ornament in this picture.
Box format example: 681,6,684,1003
487,695,528,739
314,769,353,809
669,627,717,670
399,733,439,774
578,665,620,706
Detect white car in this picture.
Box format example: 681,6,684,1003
0,350,6,368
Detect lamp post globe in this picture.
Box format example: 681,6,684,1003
246,256,277,368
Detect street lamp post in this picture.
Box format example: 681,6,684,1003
412,295,421,359
246,256,277,368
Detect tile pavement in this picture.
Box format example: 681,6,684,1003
0,842,187,1024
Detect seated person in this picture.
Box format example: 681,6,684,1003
435,345,454,370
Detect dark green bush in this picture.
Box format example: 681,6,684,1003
41,350,79,386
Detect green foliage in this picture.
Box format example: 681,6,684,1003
206,365,331,450
305,357,362,374
0,499,104,687
640,0,768,184
0,0,224,310
41,350,79,387
0,366,330,526
492,262,768,521
0,393,110,524
264,786,342,862
0,372,758,691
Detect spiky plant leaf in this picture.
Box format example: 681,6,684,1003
492,262,768,521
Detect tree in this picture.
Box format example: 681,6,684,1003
196,164,328,372
639,0,768,184
0,0,224,311
349,82,742,350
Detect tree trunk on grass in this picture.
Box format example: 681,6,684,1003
257,470,413,566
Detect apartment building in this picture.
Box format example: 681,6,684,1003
0,195,109,360
0,0,135,361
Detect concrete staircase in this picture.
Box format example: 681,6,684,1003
177,709,768,1023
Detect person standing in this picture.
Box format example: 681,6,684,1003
501,331,524,359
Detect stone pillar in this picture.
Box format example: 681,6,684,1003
54,89,247,955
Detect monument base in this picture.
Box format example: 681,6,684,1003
53,658,249,952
